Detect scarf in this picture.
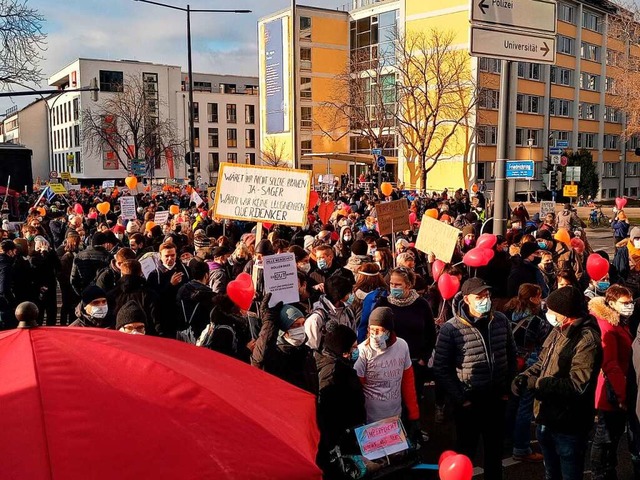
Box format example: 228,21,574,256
387,289,420,307
628,240,640,272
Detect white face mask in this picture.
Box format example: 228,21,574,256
299,263,311,274
634,240,640,249
370,331,390,351
546,311,560,327
618,303,635,317
285,326,306,346
91,305,108,319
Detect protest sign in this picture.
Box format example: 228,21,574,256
214,163,311,227
48,183,67,194
415,215,460,263
207,187,216,207
119,196,137,221
190,190,204,207
263,252,299,307
355,417,409,461
139,255,158,279
154,210,170,225
102,180,115,188
376,199,410,236
539,201,556,217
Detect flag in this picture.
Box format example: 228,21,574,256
44,187,55,202
190,190,204,207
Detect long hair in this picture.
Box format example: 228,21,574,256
505,283,542,314
354,262,387,293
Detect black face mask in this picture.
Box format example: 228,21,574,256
531,256,542,266
543,263,555,272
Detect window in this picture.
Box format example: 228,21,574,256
605,77,616,94
208,128,219,148
245,104,255,124
580,72,599,91
246,153,256,165
604,134,620,150
227,128,237,148
208,152,219,172
578,132,597,149
549,98,572,117
193,127,200,148
478,57,502,73
99,70,124,93
516,94,542,114
515,128,541,146
559,3,575,23
627,163,639,176
604,163,618,177
476,125,497,145
604,106,621,123
607,49,622,66
478,89,499,109
582,11,603,32
301,47,311,69
301,106,312,128
517,62,541,80
578,102,598,120
581,42,601,62
207,103,218,123
550,131,572,146
226,104,237,123
191,102,199,123
300,16,311,40
301,139,312,154
557,36,575,55
74,125,80,147
245,129,255,148
300,77,312,99
227,153,238,163
550,66,573,86
477,162,486,180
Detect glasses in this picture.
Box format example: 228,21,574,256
617,300,634,306
123,325,145,334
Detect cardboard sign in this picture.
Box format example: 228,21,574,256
213,163,311,227
539,201,556,217
119,196,137,221
153,210,170,225
60,172,71,181
190,190,204,207
263,252,300,307
139,254,158,279
415,214,460,263
102,180,115,188
207,187,216,206
48,183,67,194
355,417,409,461
376,199,410,236
69,177,79,185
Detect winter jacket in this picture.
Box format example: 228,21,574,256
176,279,216,339
521,313,602,434
70,246,111,296
207,260,230,295
304,295,357,350
107,275,161,336
309,263,355,288
433,304,517,406
0,253,15,310
589,297,633,411
508,259,549,298
94,261,120,293
556,209,585,230
70,302,114,328
147,262,190,338
612,220,630,239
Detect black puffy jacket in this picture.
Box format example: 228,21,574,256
176,279,216,339
70,246,111,296
434,304,517,406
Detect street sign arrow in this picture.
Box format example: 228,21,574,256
541,41,549,56
470,0,557,35
478,0,489,14
470,26,556,64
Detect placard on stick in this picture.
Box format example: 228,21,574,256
415,215,460,263
376,199,410,236
263,252,299,307
153,210,170,225
119,196,137,221
354,417,410,461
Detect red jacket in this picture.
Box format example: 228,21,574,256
589,297,633,411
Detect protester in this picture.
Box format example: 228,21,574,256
116,300,147,335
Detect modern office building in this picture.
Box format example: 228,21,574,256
259,0,639,199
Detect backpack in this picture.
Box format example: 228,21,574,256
176,300,200,344
309,303,356,351
197,323,238,354
356,288,387,343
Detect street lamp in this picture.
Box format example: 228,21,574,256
527,137,534,203
133,0,251,186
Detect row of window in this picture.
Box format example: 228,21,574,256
53,125,80,150
207,152,256,168
192,128,256,149
52,151,81,175
558,3,603,33
477,126,625,150
51,98,80,127
192,103,255,125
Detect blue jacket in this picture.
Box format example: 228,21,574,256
612,220,630,239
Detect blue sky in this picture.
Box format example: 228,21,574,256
1,0,341,111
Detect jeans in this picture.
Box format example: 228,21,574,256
512,388,535,456
591,410,627,480
536,424,588,480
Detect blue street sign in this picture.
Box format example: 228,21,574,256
506,160,535,179
549,147,562,155
377,155,387,168
372,148,382,156
556,140,568,148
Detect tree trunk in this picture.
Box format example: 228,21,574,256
421,156,427,193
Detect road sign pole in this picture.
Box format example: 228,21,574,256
493,60,511,236
552,165,557,201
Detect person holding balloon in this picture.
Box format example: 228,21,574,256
613,226,640,295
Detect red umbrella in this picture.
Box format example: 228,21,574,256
0,328,321,479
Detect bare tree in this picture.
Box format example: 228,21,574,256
81,74,184,173
260,136,290,167
394,29,479,190
0,0,46,87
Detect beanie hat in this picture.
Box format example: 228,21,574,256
546,286,585,318
536,229,552,241
351,239,368,256
462,225,475,237
303,235,315,251
369,306,394,331
631,227,640,240
194,230,211,249
126,221,140,234
255,239,274,255
81,285,106,306
278,305,305,331
116,300,148,330
376,237,390,249
323,324,357,356
520,242,540,260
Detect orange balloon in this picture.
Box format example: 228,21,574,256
169,205,179,215
162,185,169,192
381,182,393,197
96,202,110,215
426,208,439,219
37,207,46,217
125,176,138,190
554,228,571,245
145,221,156,232
144,185,151,192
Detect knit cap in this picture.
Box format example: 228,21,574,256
81,285,106,306
369,306,394,331
194,230,211,249
278,305,305,331
116,300,148,330
546,286,585,318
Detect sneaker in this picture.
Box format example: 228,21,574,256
434,405,445,424
513,452,544,463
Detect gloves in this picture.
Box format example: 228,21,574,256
259,293,283,324
406,419,421,447
511,374,528,397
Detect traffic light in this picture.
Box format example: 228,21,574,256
549,171,557,191
188,167,195,187
185,152,192,166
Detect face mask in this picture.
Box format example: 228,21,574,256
299,263,311,274
343,235,352,242
285,326,306,346
464,239,474,246
474,298,491,315
634,240,640,249
368,247,377,256
543,263,555,272
390,287,404,299
370,331,390,351
350,348,359,362
531,256,542,266
345,293,355,306
538,241,547,250
90,305,108,319
546,311,560,327
597,281,610,291
619,304,635,317
317,259,328,270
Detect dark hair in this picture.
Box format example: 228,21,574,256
120,259,142,276
326,275,353,304
273,238,290,252
288,245,309,263
354,263,387,293
556,268,578,286
504,283,542,314
375,247,394,271
191,258,210,281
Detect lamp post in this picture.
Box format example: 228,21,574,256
133,0,251,186
527,137,533,203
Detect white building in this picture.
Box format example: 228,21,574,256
175,73,260,186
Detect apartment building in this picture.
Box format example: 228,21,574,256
260,0,637,198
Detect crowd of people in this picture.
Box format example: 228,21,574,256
4,183,640,479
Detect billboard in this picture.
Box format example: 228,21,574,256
264,18,289,134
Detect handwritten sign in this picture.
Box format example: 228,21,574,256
190,190,204,207
263,252,299,307
154,210,170,225
415,214,460,263
539,201,556,217
355,417,409,461
376,199,410,236
139,254,158,279
207,187,216,207
102,180,115,188
213,163,311,227
119,196,137,221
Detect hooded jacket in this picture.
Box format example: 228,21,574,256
70,245,111,296
588,296,633,411
70,302,114,328
176,279,216,340
521,312,602,434
333,225,354,265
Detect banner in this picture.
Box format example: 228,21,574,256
415,215,460,263
102,180,115,188
376,199,410,236
355,417,409,461
153,210,170,225
263,252,299,307
119,196,137,221
213,163,311,227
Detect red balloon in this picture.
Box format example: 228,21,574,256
586,253,609,281
227,272,255,310
409,212,417,225
476,233,497,250
73,203,84,215
438,273,460,301
308,191,319,211
432,260,446,282
480,248,494,264
439,454,473,480
615,197,627,210
439,450,457,467
463,248,489,268
263,223,273,230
